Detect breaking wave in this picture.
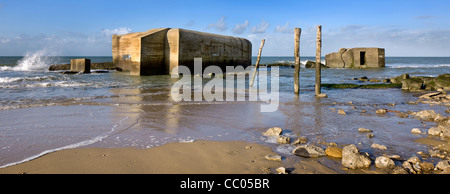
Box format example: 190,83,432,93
1,50,58,71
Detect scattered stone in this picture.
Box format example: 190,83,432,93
401,156,433,174
262,127,283,136
428,126,443,136
277,136,291,144
384,154,401,160
411,128,425,134
341,144,371,169
358,76,369,82
371,143,387,150
325,147,343,158
291,137,308,145
366,133,375,138
375,156,395,169
376,109,387,114
391,166,409,174
358,128,373,133
422,162,435,174
382,78,391,83
369,79,381,82
338,109,347,115
316,93,328,98
413,110,445,122
435,160,450,171
264,155,282,162
396,112,409,118
276,167,289,174
292,145,326,158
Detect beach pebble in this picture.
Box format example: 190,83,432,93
276,167,289,174
292,145,326,158
435,160,450,171
264,155,282,162
325,147,343,158
338,109,347,115
376,109,387,114
366,133,375,138
262,127,283,136
411,128,425,134
342,144,371,169
375,156,395,169
358,128,373,133
371,143,387,150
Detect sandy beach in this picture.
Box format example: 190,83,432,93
0,140,285,174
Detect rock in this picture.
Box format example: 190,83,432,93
369,79,381,82
341,144,371,169
382,78,391,83
371,143,387,150
262,127,283,136
277,136,291,144
316,93,328,98
413,110,444,122
276,167,289,174
338,109,347,115
264,155,282,162
305,60,327,68
376,109,387,114
291,137,308,145
396,112,409,118
402,156,427,174
358,128,373,133
366,133,375,138
292,145,326,158
325,147,343,158
375,156,395,169
428,126,442,136
435,74,450,91
419,92,442,99
401,78,424,91
391,166,409,174
435,160,450,171
411,128,425,134
358,76,369,82
421,162,435,174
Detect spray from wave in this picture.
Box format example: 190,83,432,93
1,49,59,71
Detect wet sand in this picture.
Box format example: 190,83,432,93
0,140,284,174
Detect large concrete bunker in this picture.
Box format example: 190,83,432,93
325,47,385,68
112,28,252,75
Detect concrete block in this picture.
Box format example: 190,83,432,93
70,58,91,73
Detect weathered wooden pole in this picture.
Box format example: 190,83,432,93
294,28,301,94
250,39,265,87
315,25,322,96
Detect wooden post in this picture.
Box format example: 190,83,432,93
250,39,265,87
294,28,301,94
315,25,322,96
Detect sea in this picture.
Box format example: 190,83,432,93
1,52,450,171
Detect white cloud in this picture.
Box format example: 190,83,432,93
101,27,132,37
275,22,293,34
208,16,227,32
232,20,249,34
251,19,269,34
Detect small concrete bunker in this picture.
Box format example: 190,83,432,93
112,28,252,76
325,47,385,68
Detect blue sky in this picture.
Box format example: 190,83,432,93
0,0,449,56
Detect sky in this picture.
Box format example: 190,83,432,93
0,0,450,57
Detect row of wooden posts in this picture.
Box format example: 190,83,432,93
250,25,324,97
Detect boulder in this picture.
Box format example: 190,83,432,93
292,145,326,158
305,60,327,68
277,136,291,144
325,147,343,158
291,137,308,145
428,126,442,136
262,127,283,136
435,160,450,171
341,144,371,169
435,74,450,91
401,78,424,91
375,156,395,169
